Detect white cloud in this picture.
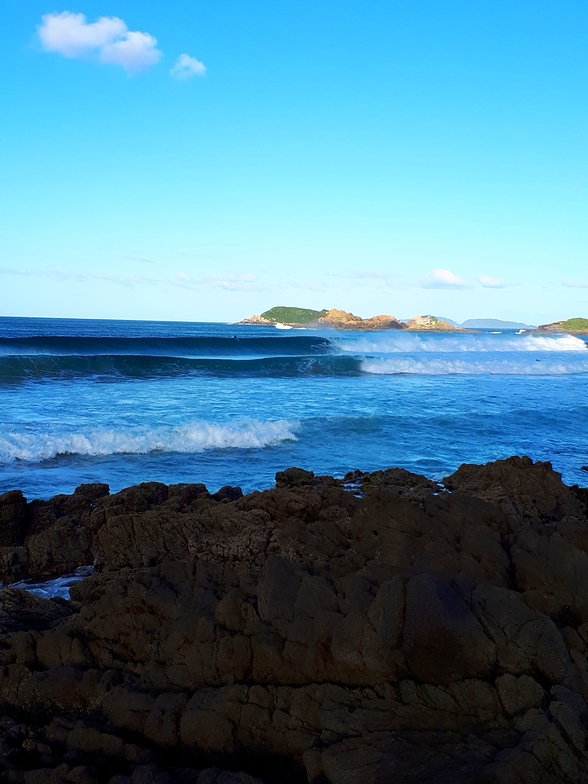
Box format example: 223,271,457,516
100,31,161,73
170,54,207,80
38,12,162,73
38,12,125,57
419,269,469,289
477,274,505,289
563,280,588,288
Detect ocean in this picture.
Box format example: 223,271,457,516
1,316,587,501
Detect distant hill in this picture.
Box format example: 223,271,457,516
461,319,537,330
259,306,328,324
535,317,588,335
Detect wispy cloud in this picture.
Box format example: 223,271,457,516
419,269,469,289
0,267,158,288
291,280,329,292
170,54,206,80
122,255,157,264
477,274,505,289
173,272,265,292
563,280,588,288
38,12,162,74
326,269,394,280
0,266,269,292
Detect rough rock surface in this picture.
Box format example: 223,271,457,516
313,310,404,331
238,310,466,332
1,457,588,783
405,315,460,332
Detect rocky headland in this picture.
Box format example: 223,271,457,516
535,318,588,336
1,458,588,783
239,308,460,332
241,308,588,335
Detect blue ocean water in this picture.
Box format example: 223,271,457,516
0,316,587,500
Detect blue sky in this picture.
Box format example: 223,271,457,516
1,0,587,323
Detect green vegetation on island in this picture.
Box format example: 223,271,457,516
241,306,588,334
536,317,588,334
241,307,459,331
260,306,328,324
559,318,588,331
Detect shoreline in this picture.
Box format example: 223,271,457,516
238,321,588,336
2,457,588,783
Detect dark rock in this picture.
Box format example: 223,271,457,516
2,458,588,783
274,468,315,488
73,484,110,502
0,589,74,634
443,455,584,524
403,574,496,683
0,490,28,547
212,487,244,503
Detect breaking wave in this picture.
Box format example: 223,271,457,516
336,333,588,354
0,420,299,464
1,332,586,384
361,357,588,375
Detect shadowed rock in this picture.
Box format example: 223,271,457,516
1,458,588,783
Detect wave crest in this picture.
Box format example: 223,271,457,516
0,420,299,464
336,333,588,354
361,357,588,376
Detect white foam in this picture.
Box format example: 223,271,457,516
0,419,299,464
7,566,94,600
361,357,588,375
335,333,588,354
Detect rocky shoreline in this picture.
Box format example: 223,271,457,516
239,308,588,335
1,458,588,783
239,310,463,332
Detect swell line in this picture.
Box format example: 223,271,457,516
0,354,362,383
0,335,332,357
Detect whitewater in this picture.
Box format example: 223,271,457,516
0,316,587,499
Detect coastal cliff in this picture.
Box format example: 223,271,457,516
1,458,588,783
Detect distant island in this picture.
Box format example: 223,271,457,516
240,307,588,334
535,317,588,335
240,307,461,331
460,318,537,330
